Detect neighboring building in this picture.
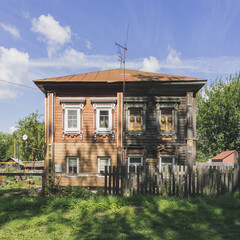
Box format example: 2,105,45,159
24,161,44,172
212,150,239,163
34,69,206,187
0,158,24,170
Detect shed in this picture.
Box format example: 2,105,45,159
212,150,239,163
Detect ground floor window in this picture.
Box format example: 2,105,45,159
128,156,143,172
66,157,79,174
98,156,110,174
159,155,175,169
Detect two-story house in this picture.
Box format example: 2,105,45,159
34,69,206,187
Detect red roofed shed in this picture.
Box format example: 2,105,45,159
212,150,238,163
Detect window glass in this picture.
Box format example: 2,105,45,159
99,110,109,128
98,157,110,173
67,109,78,129
128,156,143,172
68,157,78,174
160,109,173,131
129,109,142,131
161,157,173,164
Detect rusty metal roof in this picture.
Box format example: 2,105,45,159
212,150,237,161
34,69,206,83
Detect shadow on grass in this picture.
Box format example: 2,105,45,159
0,194,240,240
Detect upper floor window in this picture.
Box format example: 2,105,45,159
129,109,142,131
91,97,117,140
125,97,147,134
65,108,80,132
59,98,85,140
96,109,112,132
160,109,174,132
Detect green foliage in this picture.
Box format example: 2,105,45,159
0,133,14,162
196,73,240,161
63,186,93,199
0,194,240,239
13,111,45,161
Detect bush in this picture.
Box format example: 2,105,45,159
63,186,92,199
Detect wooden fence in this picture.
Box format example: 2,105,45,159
104,165,240,197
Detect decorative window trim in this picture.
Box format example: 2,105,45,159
66,156,79,175
98,156,111,175
91,98,117,140
159,155,175,170
124,98,147,136
128,155,143,173
155,99,179,139
60,98,85,140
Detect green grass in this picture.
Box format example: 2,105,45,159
0,192,240,240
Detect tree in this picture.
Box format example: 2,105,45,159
13,112,45,161
0,132,14,162
196,73,240,161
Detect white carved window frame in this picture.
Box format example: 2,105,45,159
91,98,117,140
60,98,85,140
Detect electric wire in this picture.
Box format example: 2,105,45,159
0,79,38,90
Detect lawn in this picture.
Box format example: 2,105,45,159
0,186,240,240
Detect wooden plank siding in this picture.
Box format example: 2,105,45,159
123,96,188,165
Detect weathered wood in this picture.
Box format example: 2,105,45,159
116,166,119,195
113,166,116,194
105,166,108,195
109,166,111,195
137,166,140,194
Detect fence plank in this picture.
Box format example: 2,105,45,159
109,166,111,195
113,166,116,195
116,166,119,195
105,166,108,195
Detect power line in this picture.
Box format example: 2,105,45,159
0,79,38,90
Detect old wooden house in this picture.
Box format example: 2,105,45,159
34,69,206,187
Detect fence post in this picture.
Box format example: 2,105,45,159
116,166,119,195
109,166,111,195
105,166,108,195
42,173,46,197
113,166,116,195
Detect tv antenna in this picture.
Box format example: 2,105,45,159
115,24,129,69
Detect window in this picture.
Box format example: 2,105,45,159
59,98,85,139
98,157,110,174
129,109,142,131
160,109,174,132
66,157,79,174
128,156,143,172
96,109,112,132
65,108,80,132
159,156,175,169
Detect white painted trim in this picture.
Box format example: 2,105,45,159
117,94,119,147
66,157,79,174
128,155,143,173
159,155,175,169
59,97,85,103
65,108,80,133
45,97,46,143
52,93,54,143
98,156,110,174
96,108,112,132
91,97,117,103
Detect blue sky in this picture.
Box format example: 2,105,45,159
1,0,240,133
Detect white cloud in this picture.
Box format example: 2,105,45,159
85,39,92,50
0,23,20,39
166,46,181,65
10,126,18,134
0,47,29,100
31,14,71,57
141,56,160,72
